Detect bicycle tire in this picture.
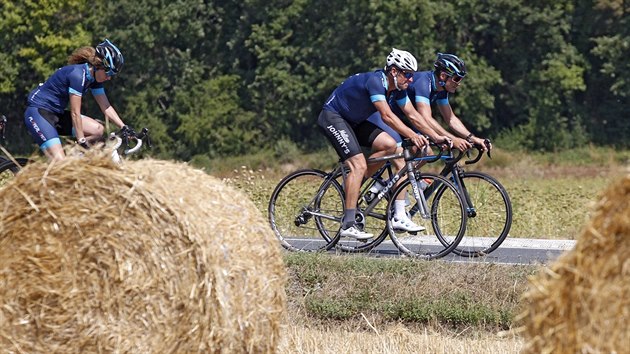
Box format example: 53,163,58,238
445,171,512,257
388,172,467,259
331,170,390,253
0,158,30,188
268,169,344,252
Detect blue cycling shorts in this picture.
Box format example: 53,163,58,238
24,107,75,150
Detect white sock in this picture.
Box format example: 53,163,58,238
394,200,407,219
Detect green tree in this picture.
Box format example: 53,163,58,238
0,0,90,152
173,75,260,159
584,0,630,145
446,0,588,150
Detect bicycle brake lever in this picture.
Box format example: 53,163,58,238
484,139,492,159
137,128,151,148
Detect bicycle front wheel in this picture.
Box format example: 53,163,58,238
448,171,512,257
388,173,466,260
268,169,343,252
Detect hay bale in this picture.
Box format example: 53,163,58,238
0,152,286,353
519,173,630,353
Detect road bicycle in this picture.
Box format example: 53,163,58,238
431,141,512,257
0,126,150,188
268,140,468,259
0,114,32,179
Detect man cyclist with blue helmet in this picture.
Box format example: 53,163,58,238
318,48,452,240
24,39,133,160
368,53,492,152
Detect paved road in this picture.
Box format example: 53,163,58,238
299,238,577,265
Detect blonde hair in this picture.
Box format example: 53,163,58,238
67,46,103,67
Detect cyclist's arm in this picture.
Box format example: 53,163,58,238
374,101,420,140
438,104,489,150
93,94,125,129
438,104,469,138
69,94,85,141
415,102,452,138
425,103,470,151
401,101,448,144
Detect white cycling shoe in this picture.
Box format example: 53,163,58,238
391,214,426,232
340,225,373,240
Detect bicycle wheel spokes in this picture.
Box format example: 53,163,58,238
0,160,24,189
451,172,512,257
389,173,466,260
336,196,389,253
268,170,343,252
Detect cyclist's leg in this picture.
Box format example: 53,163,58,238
366,111,403,144
59,111,104,144
317,110,371,239
343,154,366,219
80,115,105,143
360,121,398,176
359,120,424,232
24,107,65,160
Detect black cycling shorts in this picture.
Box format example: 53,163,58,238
39,108,74,136
317,110,384,161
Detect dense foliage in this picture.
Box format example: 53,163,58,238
1,0,628,159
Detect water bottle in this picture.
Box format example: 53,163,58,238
364,178,386,203
419,178,432,190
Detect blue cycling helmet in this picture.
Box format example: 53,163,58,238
96,39,124,76
434,53,466,77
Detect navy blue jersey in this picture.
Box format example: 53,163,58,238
391,71,448,118
27,63,105,114
323,70,409,124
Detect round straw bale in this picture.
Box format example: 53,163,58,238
0,152,286,353
519,173,630,353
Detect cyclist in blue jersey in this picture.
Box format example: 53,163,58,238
24,39,133,160
317,48,451,240
368,53,492,152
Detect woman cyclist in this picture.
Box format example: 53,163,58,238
24,39,132,160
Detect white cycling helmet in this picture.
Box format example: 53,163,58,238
385,48,418,72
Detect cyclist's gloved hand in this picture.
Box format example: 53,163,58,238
119,125,136,138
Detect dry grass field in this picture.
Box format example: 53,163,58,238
219,146,629,353
0,146,626,352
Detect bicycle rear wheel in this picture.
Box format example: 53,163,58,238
333,171,390,253
388,173,466,259
447,171,512,257
0,158,30,189
268,169,343,252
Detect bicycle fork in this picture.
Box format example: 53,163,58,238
450,171,477,218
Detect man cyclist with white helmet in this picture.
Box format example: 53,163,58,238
317,48,451,240
368,53,492,152
24,39,133,160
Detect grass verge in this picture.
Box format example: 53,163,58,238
283,252,537,334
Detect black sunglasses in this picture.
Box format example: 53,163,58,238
398,70,414,79
450,74,465,83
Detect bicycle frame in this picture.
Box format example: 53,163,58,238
406,148,485,219
335,142,449,222
438,148,487,217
